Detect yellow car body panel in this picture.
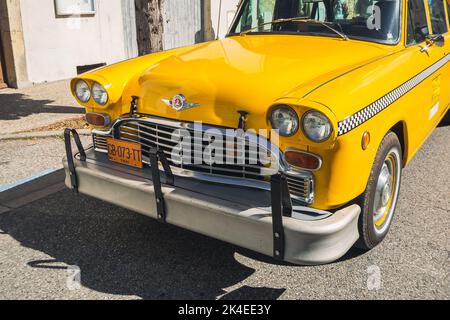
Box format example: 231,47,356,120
71,0,450,210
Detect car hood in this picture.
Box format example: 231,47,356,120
138,35,392,128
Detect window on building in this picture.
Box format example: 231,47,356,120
54,0,96,16
428,0,448,34
407,0,429,45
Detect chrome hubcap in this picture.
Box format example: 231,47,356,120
381,173,392,207
372,151,400,235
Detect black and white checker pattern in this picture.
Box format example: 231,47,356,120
338,54,450,136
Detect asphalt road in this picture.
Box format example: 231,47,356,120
0,124,448,300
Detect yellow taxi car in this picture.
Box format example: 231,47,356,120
64,0,449,265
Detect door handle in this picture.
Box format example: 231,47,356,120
420,34,445,53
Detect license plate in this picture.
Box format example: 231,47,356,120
107,138,143,168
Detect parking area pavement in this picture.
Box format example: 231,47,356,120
0,121,448,300
0,80,88,187
0,137,90,187
0,80,84,135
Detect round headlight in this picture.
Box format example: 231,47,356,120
302,111,333,142
270,105,299,137
74,80,90,103
92,82,109,105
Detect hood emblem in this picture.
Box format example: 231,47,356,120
162,94,200,111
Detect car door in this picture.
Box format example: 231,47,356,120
401,0,446,151
425,0,449,125
442,0,450,113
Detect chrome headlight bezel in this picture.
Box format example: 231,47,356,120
74,80,91,103
91,82,109,106
269,105,300,137
301,110,333,143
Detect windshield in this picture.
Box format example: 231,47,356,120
229,0,401,44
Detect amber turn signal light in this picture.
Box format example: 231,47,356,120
362,131,371,150
85,113,111,127
284,150,322,171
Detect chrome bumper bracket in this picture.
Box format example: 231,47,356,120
271,174,293,260
149,148,174,223
64,128,86,193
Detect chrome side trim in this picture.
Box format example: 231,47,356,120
338,53,450,136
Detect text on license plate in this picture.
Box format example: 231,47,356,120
107,138,143,168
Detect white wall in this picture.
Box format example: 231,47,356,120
18,0,240,83
20,0,134,83
163,0,202,50
212,0,241,39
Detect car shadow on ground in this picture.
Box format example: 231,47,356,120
0,93,84,121
238,242,366,267
0,189,289,300
437,110,449,128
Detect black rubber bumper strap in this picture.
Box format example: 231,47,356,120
271,174,293,260
149,148,174,223
64,128,87,193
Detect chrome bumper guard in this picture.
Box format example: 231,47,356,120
64,128,361,265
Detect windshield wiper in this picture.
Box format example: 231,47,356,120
240,17,348,41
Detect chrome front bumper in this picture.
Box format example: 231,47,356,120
63,146,360,266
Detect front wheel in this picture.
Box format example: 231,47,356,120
356,132,403,250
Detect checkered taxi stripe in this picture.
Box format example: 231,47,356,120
338,54,450,136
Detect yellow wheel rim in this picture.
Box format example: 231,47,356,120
373,152,399,233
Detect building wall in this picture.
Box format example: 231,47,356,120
0,0,30,88
163,0,203,50
2,0,240,86
19,0,136,84
161,0,240,51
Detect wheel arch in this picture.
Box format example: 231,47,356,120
388,121,408,167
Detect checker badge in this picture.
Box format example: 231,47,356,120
162,94,200,111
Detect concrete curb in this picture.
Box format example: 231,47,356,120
0,129,91,141
0,169,66,211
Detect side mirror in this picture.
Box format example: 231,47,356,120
427,34,445,47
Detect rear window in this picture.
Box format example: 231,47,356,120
407,0,429,44
428,0,448,34
447,0,450,25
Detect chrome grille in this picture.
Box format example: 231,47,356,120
286,174,314,204
92,118,314,204
93,133,109,151
118,120,278,181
